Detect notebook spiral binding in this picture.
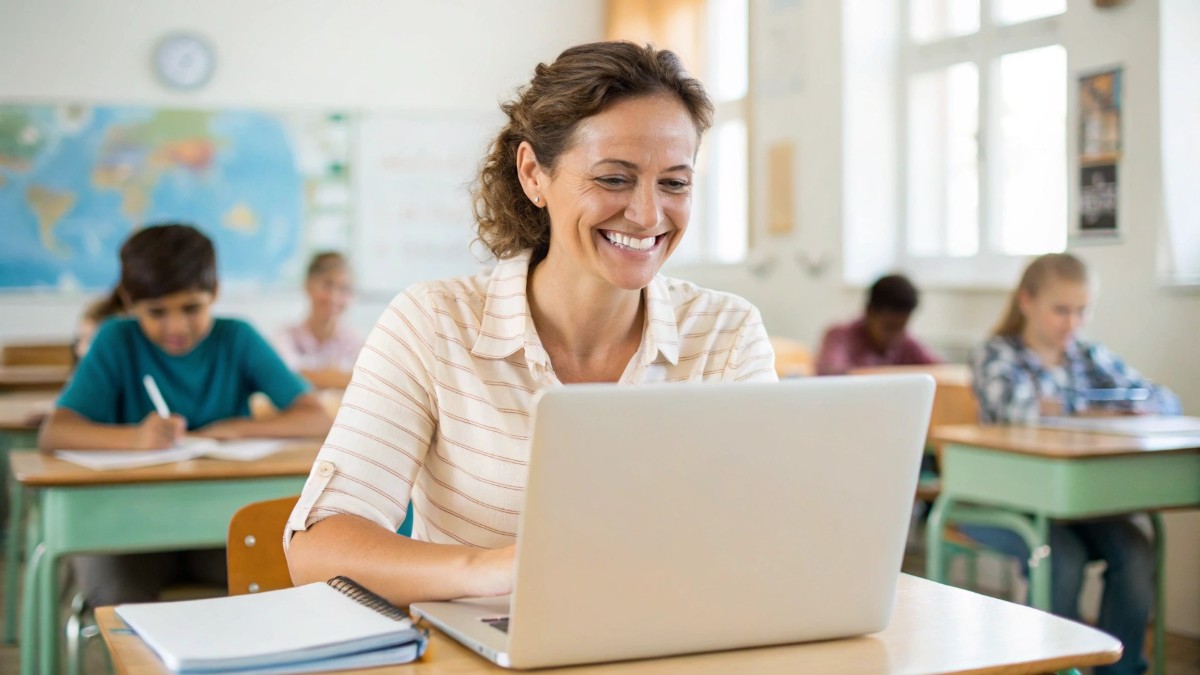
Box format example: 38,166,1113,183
327,576,410,622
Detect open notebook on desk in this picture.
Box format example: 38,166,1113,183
54,438,289,470
115,577,427,673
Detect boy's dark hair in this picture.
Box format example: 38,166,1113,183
118,223,217,303
866,274,919,315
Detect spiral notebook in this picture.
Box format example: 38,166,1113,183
114,577,427,673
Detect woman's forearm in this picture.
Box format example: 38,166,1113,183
287,514,512,606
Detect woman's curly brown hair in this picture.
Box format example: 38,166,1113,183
472,41,714,263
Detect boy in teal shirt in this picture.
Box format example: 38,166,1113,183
40,223,332,605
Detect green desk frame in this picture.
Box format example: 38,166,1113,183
2,429,37,644
16,472,307,675
926,443,1200,675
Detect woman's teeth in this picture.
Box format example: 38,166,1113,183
604,231,657,251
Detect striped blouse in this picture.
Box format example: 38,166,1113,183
285,250,777,549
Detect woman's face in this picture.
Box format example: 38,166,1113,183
1019,277,1090,350
306,268,352,321
532,94,698,291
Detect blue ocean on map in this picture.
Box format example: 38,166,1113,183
0,105,304,291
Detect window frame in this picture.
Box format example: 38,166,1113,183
898,0,1067,288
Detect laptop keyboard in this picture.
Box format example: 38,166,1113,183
482,617,509,633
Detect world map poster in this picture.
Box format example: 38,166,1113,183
0,104,351,292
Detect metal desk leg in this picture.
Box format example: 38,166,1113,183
19,542,44,675
4,472,25,643
1028,513,1052,611
1150,513,1166,675
38,546,60,675
925,494,952,583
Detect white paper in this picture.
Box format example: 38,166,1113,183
54,437,289,470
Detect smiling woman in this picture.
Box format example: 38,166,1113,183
284,41,778,607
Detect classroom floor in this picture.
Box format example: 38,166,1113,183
0,542,1196,674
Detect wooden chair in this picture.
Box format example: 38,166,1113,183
227,496,300,596
226,496,416,596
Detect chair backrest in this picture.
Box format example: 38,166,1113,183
227,496,300,596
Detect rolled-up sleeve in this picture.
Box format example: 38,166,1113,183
285,285,440,546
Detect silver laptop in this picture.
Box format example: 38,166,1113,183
411,375,934,669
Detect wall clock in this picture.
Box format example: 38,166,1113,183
153,33,216,90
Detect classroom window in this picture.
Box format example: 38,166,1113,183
607,0,750,265
900,0,1066,283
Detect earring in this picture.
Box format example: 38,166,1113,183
532,195,540,204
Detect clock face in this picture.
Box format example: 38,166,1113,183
153,34,215,90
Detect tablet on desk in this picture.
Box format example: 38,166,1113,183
1036,414,1200,436
1080,388,1150,402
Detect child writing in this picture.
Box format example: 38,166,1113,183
273,251,363,390
39,222,332,606
967,252,1180,675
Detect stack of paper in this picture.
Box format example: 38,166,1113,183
55,438,289,470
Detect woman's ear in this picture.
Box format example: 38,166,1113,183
515,141,545,206
117,288,133,311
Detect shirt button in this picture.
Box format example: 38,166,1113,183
315,460,335,477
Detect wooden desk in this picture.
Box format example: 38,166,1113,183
0,392,53,432
0,365,70,392
925,424,1200,675
94,574,1120,674
9,444,320,675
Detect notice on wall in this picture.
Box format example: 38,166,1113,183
1075,67,1122,241
353,112,501,295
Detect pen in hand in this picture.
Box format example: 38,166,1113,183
143,374,171,419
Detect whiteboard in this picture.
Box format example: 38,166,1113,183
353,111,503,295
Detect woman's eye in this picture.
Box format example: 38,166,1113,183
661,179,691,192
598,176,631,188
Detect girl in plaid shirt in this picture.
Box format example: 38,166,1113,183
965,253,1180,675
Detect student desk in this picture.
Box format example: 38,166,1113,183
925,424,1200,675
0,365,71,392
93,574,1120,674
9,443,321,675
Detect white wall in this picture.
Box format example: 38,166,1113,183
671,0,1200,637
0,0,605,341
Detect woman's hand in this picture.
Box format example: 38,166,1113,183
468,545,517,597
134,412,186,449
